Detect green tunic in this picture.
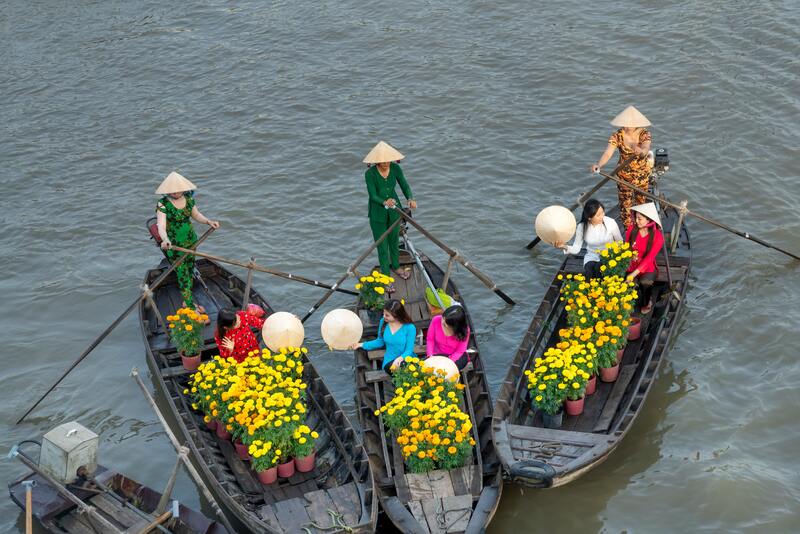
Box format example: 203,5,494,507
157,194,197,307
364,163,413,274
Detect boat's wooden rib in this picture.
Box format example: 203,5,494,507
139,258,377,533
354,248,502,534
8,465,228,534
492,204,692,488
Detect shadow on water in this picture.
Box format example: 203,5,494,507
489,360,691,533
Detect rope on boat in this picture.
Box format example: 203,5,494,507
434,499,472,531
529,441,562,459
301,508,354,533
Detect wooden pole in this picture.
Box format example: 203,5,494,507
135,511,173,534
300,217,403,323
15,227,216,425
392,209,516,305
155,450,184,515
242,257,255,310
525,155,638,249
22,480,33,534
168,246,359,297
130,368,236,534
441,255,456,293
598,171,800,261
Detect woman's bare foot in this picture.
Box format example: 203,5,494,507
393,268,411,280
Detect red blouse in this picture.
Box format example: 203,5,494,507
215,311,265,363
625,222,664,275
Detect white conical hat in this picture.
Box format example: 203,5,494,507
155,171,197,195
630,202,662,228
320,309,363,351
610,106,651,128
534,205,577,246
363,141,404,164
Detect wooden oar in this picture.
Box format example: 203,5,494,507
300,217,403,323
525,155,638,249
598,170,800,261
15,227,216,425
167,245,359,296
130,368,236,534
392,208,516,305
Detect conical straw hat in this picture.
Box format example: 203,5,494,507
320,308,363,351
363,141,404,164
630,202,662,228
155,171,197,195
610,106,651,128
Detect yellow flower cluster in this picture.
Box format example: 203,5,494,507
375,357,475,472
525,343,592,411
167,307,208,355
357,271,395,310
599,241,634,277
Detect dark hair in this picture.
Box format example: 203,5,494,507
628,212,656,259
383,299,412,325
216,308,238,339
579,199,605,235
442,305,468,341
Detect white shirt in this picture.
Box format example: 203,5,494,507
564,216,623,264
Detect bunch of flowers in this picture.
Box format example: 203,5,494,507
598,241,634,278
557,323,623,373
167,307,208,356
524,343,592,412
375,357,475,473
559,273,637,344
356,270,394,311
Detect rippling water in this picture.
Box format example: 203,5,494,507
2,1,799,532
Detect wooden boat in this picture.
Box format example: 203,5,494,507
353,244,502,534
8,447,228,533
139,257,377,533
492,203,692,488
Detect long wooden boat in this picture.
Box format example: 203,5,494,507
492,203,692,488
353,245,502,534
9,447,228,533
139,257,377,533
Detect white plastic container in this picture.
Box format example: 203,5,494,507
39,421,98,484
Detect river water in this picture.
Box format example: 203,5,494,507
2,1,799,532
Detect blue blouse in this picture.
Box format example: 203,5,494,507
361,319,417,369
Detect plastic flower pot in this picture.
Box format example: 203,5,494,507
205,419,218,432
585,375,597,396
294,452,316,473
181,353,201,370
256,466,278,485
277,459,295,478
541,409,564,429
565,397,585,416
600,364,620,383
234,440,250,461
627,318,642,341
216,422,232,440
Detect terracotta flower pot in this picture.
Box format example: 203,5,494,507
181,353,201,370
277,459,295,478
627,318,642,341
585,375,597,396
216,422,232,440
600,364,620,382
205,419,217,431
565,397,585,416
294,452,316,473
616,347,625,364
541,410,563,429
234,440,250,461
256,466,278,485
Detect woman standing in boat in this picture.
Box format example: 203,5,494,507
554,198,623,279
349,299,416,371
214,305,266,363
625,203,664,314
426,305,471,370
590,106,653,228
155,171,220,311
363,141,417,282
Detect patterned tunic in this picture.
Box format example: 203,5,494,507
609,128,653,227
215,311,266,363
157,194,198,307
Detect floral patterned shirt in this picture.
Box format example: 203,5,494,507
215,311,265,363
609,128,653,180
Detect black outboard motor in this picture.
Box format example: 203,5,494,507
653,147,669,176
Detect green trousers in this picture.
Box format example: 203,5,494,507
369,217,401,275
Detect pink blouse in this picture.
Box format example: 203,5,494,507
426,315,470,362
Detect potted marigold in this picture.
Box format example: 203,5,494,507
525,350,568,428
292,425,319,473
249,439,279,485
598,241,634,278
168,307,208,369
356,271,393,323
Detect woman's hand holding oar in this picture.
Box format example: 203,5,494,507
597,170,800,261
15,227,217,425
525,155,638,250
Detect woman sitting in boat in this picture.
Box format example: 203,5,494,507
590,106,653,228
363,141,417,284
155,171,220,312
554,198,622,279
350,299,416,372
625,203,665,314
214,305,266,363
426,305,471,370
